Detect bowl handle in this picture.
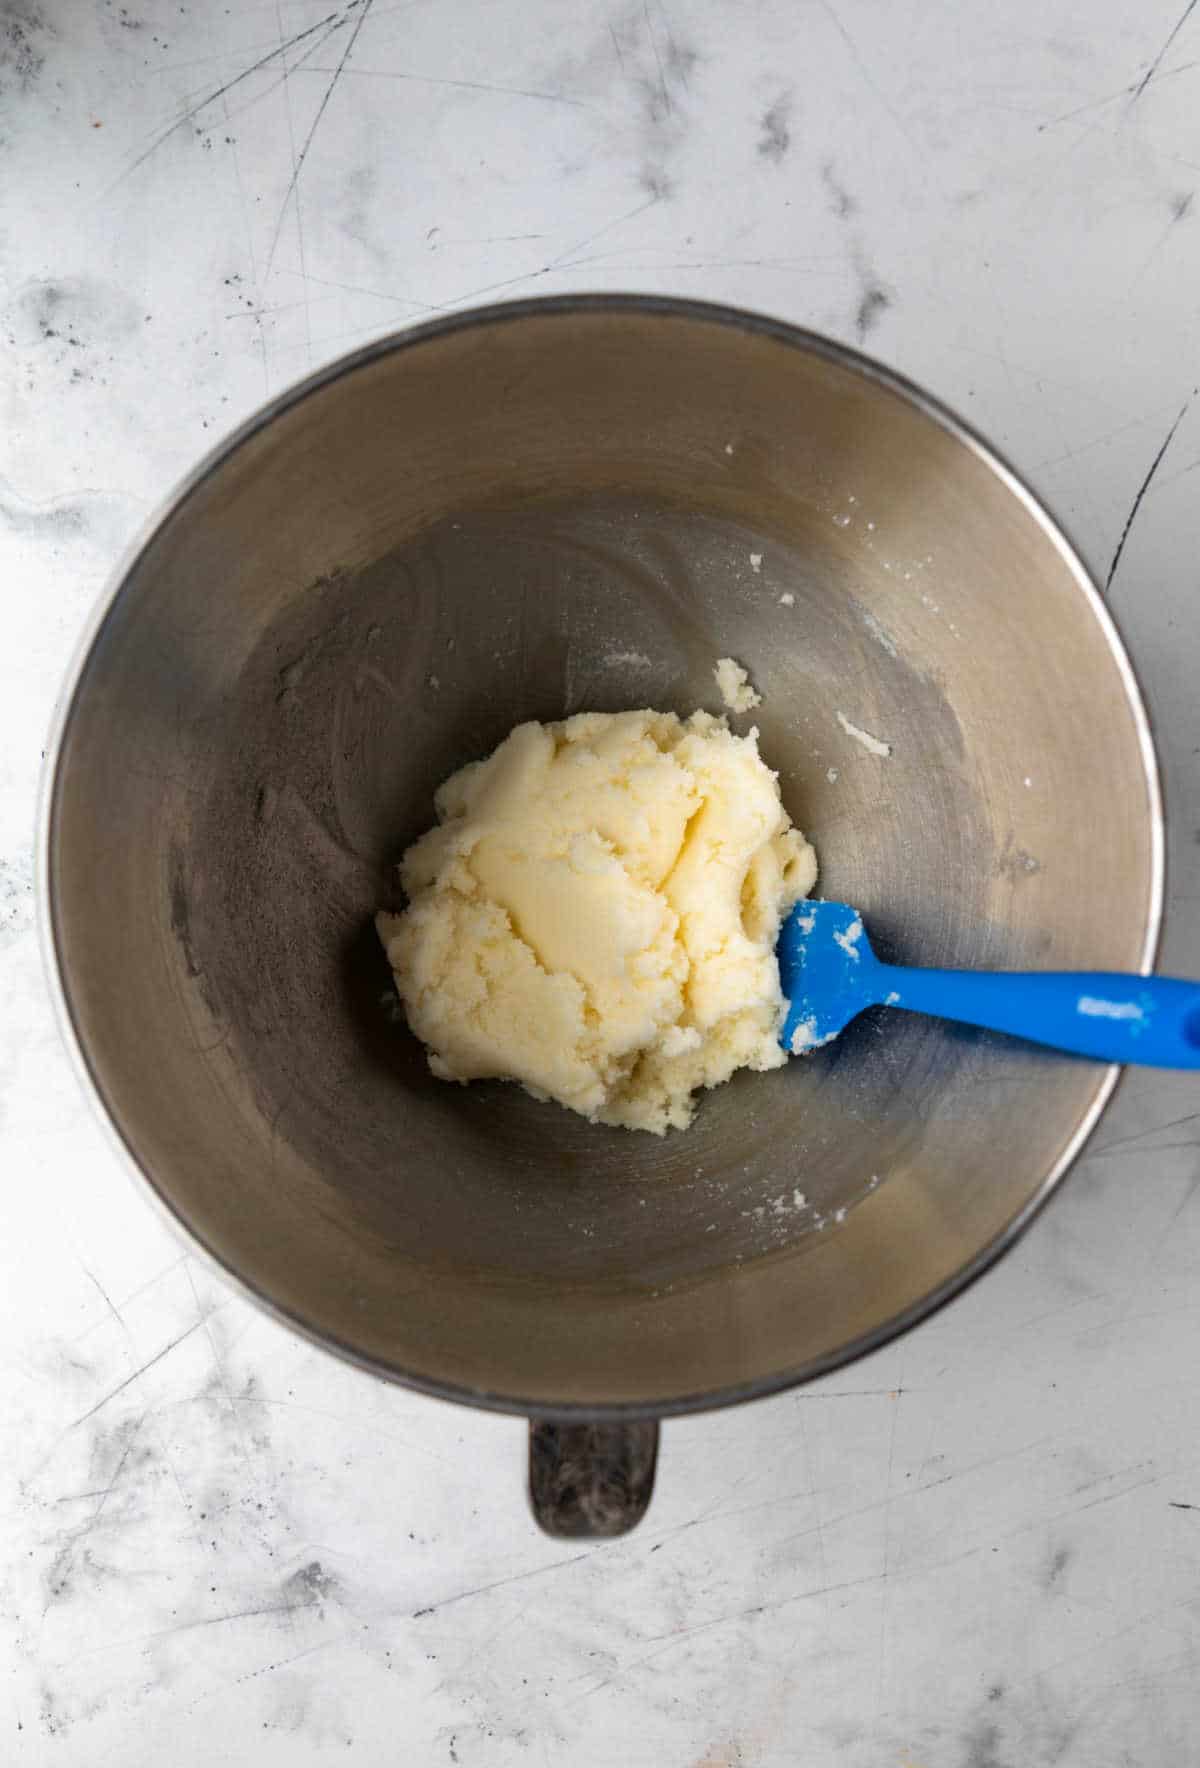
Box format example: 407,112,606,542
528,1418,659,1537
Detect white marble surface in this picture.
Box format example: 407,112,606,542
4,0,1200,1761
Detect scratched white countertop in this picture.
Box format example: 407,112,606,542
3,2,1200,1763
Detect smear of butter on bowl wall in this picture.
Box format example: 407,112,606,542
377,709,818,1135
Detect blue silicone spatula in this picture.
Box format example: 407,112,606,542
778,900,1200,1069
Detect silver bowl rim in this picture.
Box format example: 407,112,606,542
37,293,1166,1421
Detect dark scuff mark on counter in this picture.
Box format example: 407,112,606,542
855,285,890,340
757,92,793,162
1,2,51,95
822,160,856,218
1106,399,1191,591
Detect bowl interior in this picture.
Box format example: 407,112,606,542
48,302,1159,1411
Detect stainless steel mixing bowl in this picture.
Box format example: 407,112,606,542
42,297,1162,1534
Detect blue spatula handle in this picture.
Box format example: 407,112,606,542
880,968,1200,1068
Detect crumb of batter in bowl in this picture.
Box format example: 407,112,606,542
376,709,818,1135
836,710,891,757
714,656,762,713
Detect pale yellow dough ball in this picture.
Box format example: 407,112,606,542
377,709,817,1135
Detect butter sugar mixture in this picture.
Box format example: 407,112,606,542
377,709,817,1134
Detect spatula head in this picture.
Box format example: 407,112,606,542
778,900,884,1054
